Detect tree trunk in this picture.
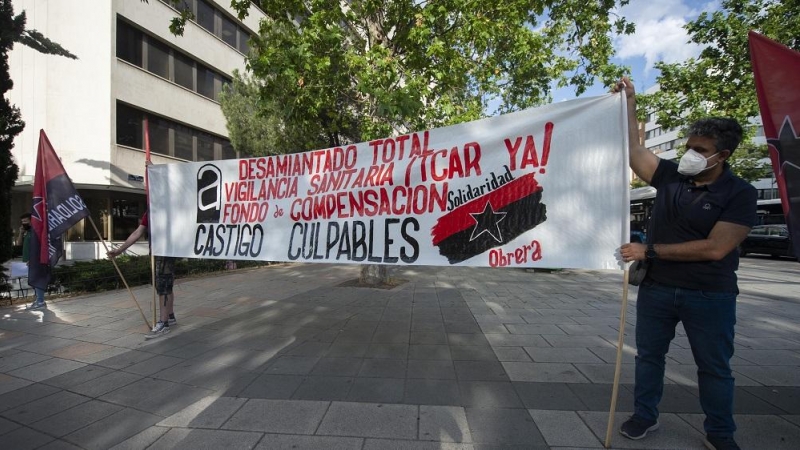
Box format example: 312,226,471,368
359,264,387,286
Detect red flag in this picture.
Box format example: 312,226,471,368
29,130,91,289
749,31,800,258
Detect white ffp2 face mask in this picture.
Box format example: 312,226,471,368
677,149,719,176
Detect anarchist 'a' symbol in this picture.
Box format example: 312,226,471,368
197,164,221,223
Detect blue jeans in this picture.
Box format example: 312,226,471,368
634,279,737,437
34,287,46,304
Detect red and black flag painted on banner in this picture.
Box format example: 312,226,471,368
431,171,547,264
749,31,800,259
29,130,90,289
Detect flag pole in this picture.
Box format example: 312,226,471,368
144,117,157,327
604,268,631,448
87,216,151,330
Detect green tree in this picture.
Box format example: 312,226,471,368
218,71,287,156
640,0,800,132
1,0,76,267
160,0,635,282
165,0,634,151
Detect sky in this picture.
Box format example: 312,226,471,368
552,0,720,101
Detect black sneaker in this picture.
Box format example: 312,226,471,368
704,435,741,450
619,416,659,440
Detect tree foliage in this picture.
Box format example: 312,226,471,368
218,71,288,156
163,0,634,154
635,0,798,183
639,0,800,132
1,0,76,266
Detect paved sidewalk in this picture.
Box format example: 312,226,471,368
1,259,798,449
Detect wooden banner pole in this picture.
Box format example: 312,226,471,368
87,216,152,330
604,269,631,448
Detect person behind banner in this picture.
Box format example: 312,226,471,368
107,211,177,338
615,77,756,450
18,213,47,309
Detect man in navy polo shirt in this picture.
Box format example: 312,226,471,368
615,77,757,450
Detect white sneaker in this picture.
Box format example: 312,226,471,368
145,321,170,339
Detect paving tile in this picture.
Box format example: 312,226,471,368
292,376,353,401
524,347,604,364
37,439,85,450
346,377,405,403
363,440,473,450
447,334,490,346
409,345,452,361
107,426,169,450
404,379,461,406
285,342,331,357
459,381,522,408
158,396,246,428
580,411,704,449
419,405,472,443
365,343,409,359
502,362,590,383
406,360,456,380
681,413,800,450
573,363,636,384
485,334,550,347
222,398,328,433
100,377,212,417
262,356,320,375
63,407,161,450
41,364,116,389
0,425,55,450
311,357,363,376
742,386,800,414
358,358,406,378
505,324,566,335
454,361,508,381
733,365,800,386
491,347,531,362
411,332,448,345
237,374,303,399
122,354,184,376
69,370,142,398
528,409,602,447
570,383,634,412
71,346,129,364
7,357,86,382
316,401,418,439
0,350,52,372
29,400,123,437
0,382,61,413
450,346,498,361
513,382,586,410
0,415,21,435
254,434,363,449
1,390,89,425
0,373,32,396
464,408,547,446
94,350,157,370
325,342,369,357
147,428,264,450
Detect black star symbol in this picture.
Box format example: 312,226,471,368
469,201,507,243
768,116,800,170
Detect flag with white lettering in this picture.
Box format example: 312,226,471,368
29,130,90,289
148,95,629,270
749,31,800,259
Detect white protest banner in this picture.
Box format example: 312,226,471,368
148,94,628,269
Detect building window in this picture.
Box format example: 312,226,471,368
197,132,215,161
112,199,144,241
174,124,194,160
220,14,238,47
116,21,142,66
117,103,143,148
146,37,170,79
196,0,216,34
116,102,236,162
174,52,195,90
116,17,231,101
